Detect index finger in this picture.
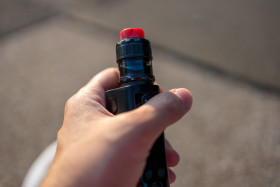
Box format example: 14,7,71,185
81,68,120,106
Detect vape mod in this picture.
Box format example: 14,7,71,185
105,28,169,187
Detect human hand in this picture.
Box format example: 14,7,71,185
41,68,192,187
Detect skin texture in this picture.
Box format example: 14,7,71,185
41,68,192,187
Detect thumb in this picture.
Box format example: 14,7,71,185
114,88,192,143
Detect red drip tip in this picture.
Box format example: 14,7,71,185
120,28,145,40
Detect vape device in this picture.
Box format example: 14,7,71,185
105,28,169,187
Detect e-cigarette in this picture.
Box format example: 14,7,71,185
105,28,169,187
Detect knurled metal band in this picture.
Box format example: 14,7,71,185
116,38,152,62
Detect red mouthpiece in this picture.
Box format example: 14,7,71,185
120,28,145,40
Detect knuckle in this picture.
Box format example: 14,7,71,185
57,128,63,139
64,96,76,113
56,128,66,150
64,93,85,112
65,96,73,109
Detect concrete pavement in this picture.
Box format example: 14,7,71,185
39,0,280,89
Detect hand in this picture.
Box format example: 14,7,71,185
41,68,192,187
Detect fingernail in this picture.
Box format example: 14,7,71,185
170,88,192,112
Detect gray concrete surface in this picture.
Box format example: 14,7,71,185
0,0,54,36
36,0,280,89
0,1,280,187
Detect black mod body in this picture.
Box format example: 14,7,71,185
106,84,169,187
105,28,170,187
